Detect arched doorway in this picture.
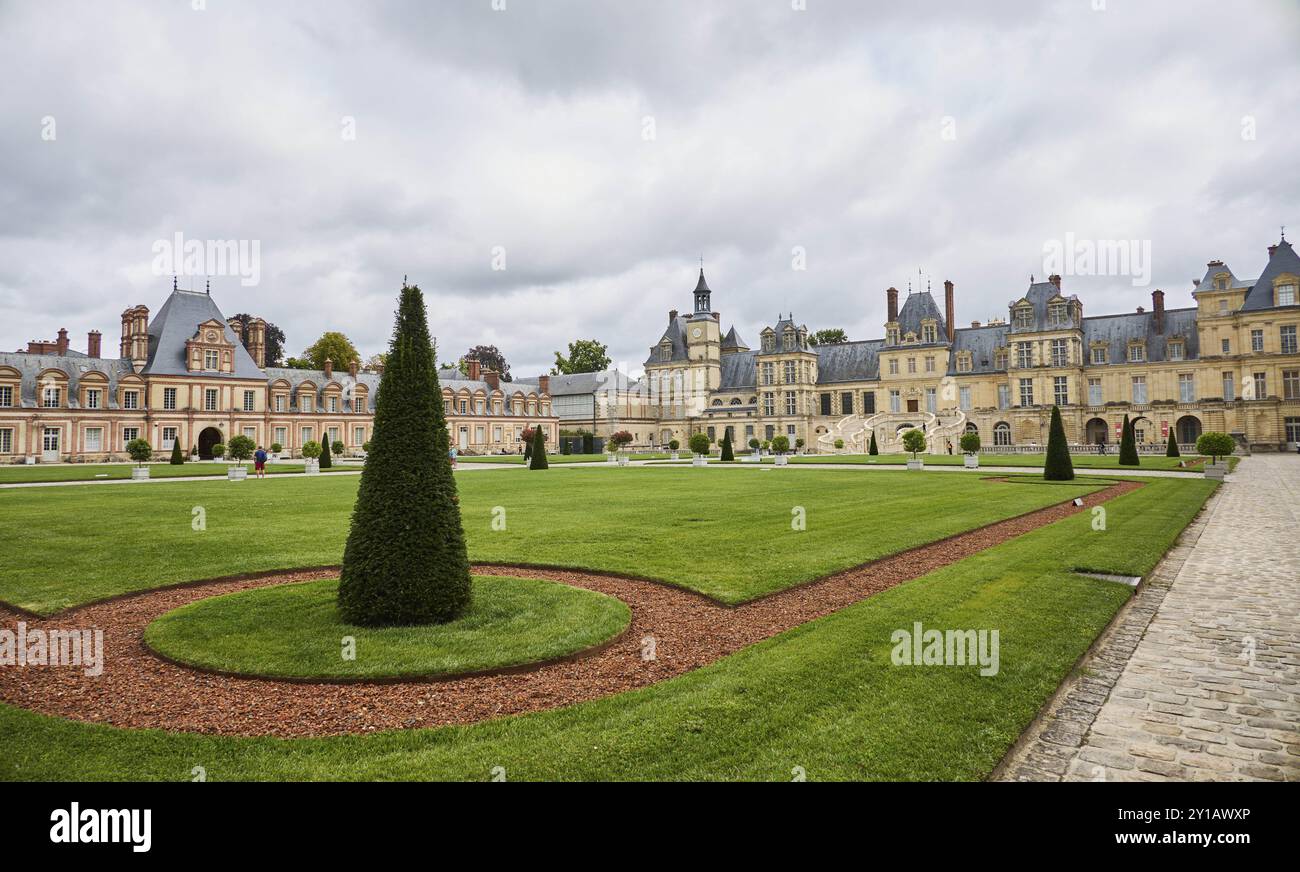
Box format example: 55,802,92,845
1131,417,1152,444
197,427,223,459
993,421,1011,446
1175,415,1202,445
1085,417,1109,445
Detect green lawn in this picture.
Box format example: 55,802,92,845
144,576,629,680
0,476,1215,781
0,468,1102,613
0,461,359,484
773,453,1230,471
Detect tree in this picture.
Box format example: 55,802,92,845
809,328,849,346
688,432,710,456
126,438,152,467
748,438,759,451
529,426,549,469
1196,431,1235,465
228,435,255,468
464,345,512,381
869,432,879,455
609,430,634,451
902,428,926,459
169,439,184,465
1119,414,1139,466
283,356,316,370
959,431,981,455
332,440,345,456
211,442,226,460
772,434,790,454
720,431,734,461
302,332,361,372
1043,405,1074,481
301,440,321,460
229,313,286,367
552,339,611,375
795,438,805,451
338,283,472,627
1166,429,1180,457
318,435,333,469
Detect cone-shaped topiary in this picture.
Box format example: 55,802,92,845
720,431,734,461
1166,429,1180,457
869,431,879,455
318,434,333,469
337,283,471,626
169,439,184,465
1119,414,1139,465
1043,405,1074,481
529,425,549,469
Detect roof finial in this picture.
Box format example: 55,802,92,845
172,274,177,291
1282,225,1287,242
205,276,210,294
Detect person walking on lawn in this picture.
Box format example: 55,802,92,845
253,445,268,479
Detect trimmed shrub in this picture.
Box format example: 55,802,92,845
668,439,680,451
270,442,283,454
1196,431,1235,464
902,428,926,458
834,438,844,449
301,440,321,460
720,432,734,461
1165,430,1180,457
332,440,345,456
190,444,198,458
318,435,333,469
211,442,226,460
795,438,805,451
126,437,152,467
337,283,472,627
959,431,981,454
1043,405,1074,481
869,432,879,455
169,439,184,465
529,426,549,469
747,438,759,451
1118,414,1139,465
772,434,790,454
609,430,633,450
688,432,710,456
227,435,255,468
583,432,595,454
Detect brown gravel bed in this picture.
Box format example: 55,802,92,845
0,481,1140,737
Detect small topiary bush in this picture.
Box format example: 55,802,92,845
869,432,879,455
668,439,680,451
688,432,710,456
834,438,844,449
902,428,926,458
227,435,255,468
270,442,283,454
169,439,184,465
959,431,980,454
1196,431,1235,464
318,436,333,469
210,442,226,460
772,434,790,454
529,426,549,470
333,440,345,456
301,440,321,460
126,437,152,467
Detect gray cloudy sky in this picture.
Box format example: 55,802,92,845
2,0,1297,376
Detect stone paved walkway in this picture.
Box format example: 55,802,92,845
998,454,1300,781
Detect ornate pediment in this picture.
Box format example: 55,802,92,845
185,319,236,373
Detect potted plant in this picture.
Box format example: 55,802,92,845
772,434,790,466
226,435,254,480
761,439,770,456
189,444,199,462
834,438,844,450
668,438,680,460
902,428,927,470
959,431,981,469
1196,431,1235,480
795,438,805,454
126,437,152,480
301,439,322,474
610,430,634,465
269,442,283,461
332,439,345,459
688,432,710,467
211,442,226,465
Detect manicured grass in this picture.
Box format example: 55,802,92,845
0,461,358,484
0,468,1101,613
144,576,629,679
0,476,1215,781
461,452,671,464
776,453,1230,470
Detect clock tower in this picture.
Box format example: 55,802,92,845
686,269,722,393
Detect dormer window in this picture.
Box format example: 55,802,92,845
921,322,936,343
1048,304,1068,326
204,350,219,370
887,327,900,345
762,334,775,353
1215,275,1228,291
783,330,794,351
659,340,672,362
1091,345,1108,365
1013,306,1034,329
1128,343,1146,363
956,353,972,373
1168,340,1185,361
994,350,1008,370
1277,283,1297,307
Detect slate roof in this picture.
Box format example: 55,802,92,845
263,366,379,413
141,289,265,379
0,351,135,408
719,349,758,389
1081,307,1200,364
895,290,948,343
721,326,748,351
1241,239,1300,311
1007,281,1081,334
646,314,690,365
544,370,643,397
813,340,883,383
948,324,1010,374
1195,261,1254,293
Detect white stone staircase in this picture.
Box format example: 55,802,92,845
857,409,969,454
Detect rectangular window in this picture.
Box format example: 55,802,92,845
997,384,1010,410
1128,345,1145,363
204,388,218,411
888,359,899,375
163,387,177,410
459,400,467,414
204,350,219,370
0,386,10,407
958,386,971,411
1019,378,1034,407
1168,342,1184,361
1050,340,1068,367
1277,284,1297,306
85,427,102,452
85,389,100,410
1218,298,1229,315
762,393,774,416
1253,372,1266,399
1282,325,1297,355
1131,376,1147,405
243,426,256,440
243,390,256,412
925,356,935,373
762,362,774,385
1016,343,1032,368
43,427,60,452
302,395,314,413
275,395,285,412
862,391,875,414
42,386,60,407
122,427,139,443
274,427,287,446
1091,346,1106,365
123,390,139,410
1222,372,1235,401
957,355,971,372
331,397,340,413
925,388,936,413
1251,329,1264,352
1222,338,1231,354
1088,377,1103,406
889,390,901,413
1287,417,1300,444
785,392,797,415
995,351,1008,370
907,358,916,374
1284,369,1300,401
841,392,853,414
1179,373,1195,403
355,426,366,445
1014,308,1033,328
783,361,796,383
0,428,11,453
301,427,314,444
1048,304,1067,326
1053,376,1068,406
162,426,177,448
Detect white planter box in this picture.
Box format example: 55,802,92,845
41,450,59,463
963,455,979,469
691,456,707,467
228,467,248,481
617,455,630,467
606,454,617,463
1204,462,1227,481
189,455,199,462
774,455,789,466
303,460,320,475
24,456,36,465
669,451,679,460
131,467,150,480
907,459,925,471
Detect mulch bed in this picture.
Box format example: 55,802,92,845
0,481,1140,737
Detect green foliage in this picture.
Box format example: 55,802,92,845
959,432,981,454
669,439,680,451
720,432,735,461
126,438,152,467
302,331,360,372
227,435,256,467
551,339,611,375
747,438,759,450
338,283,472,626
210,442,226,460
529,426,549,470
301,440,321,460
901,428,926,458
834,438,844,449
1196,431,1235,463
332,440,345,456
318,437,333,469
1166,430,1180,457
795,438,805,450
1118,414,1139,465
772,434,790,454
361,441,371,453
463,345,511,381
270,442,283,454
1043,406,1074,481
869,432,879,455
688,433,710,456
808,328,849,346
169,440,184,465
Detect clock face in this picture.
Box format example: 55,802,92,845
692,327,703,339
206,331,217,341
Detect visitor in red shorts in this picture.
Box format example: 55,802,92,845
253,445,268,478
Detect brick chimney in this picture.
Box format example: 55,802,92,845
324,358,333,379
348,358,358,379
1268,244,1278,257
483,370,500,391
56,328,69,355
537,374,550,396
943,280,955,342
1151,289,1165,334
467,358,481,381
886,287,899,323
1048,274,1062,290
971,320,981,328
87,330,101,358
669,309,678,322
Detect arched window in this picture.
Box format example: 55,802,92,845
730,398,742,405
993,422,1012,446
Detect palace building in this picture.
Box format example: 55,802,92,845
643,236,1300,453
0,283,556,462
